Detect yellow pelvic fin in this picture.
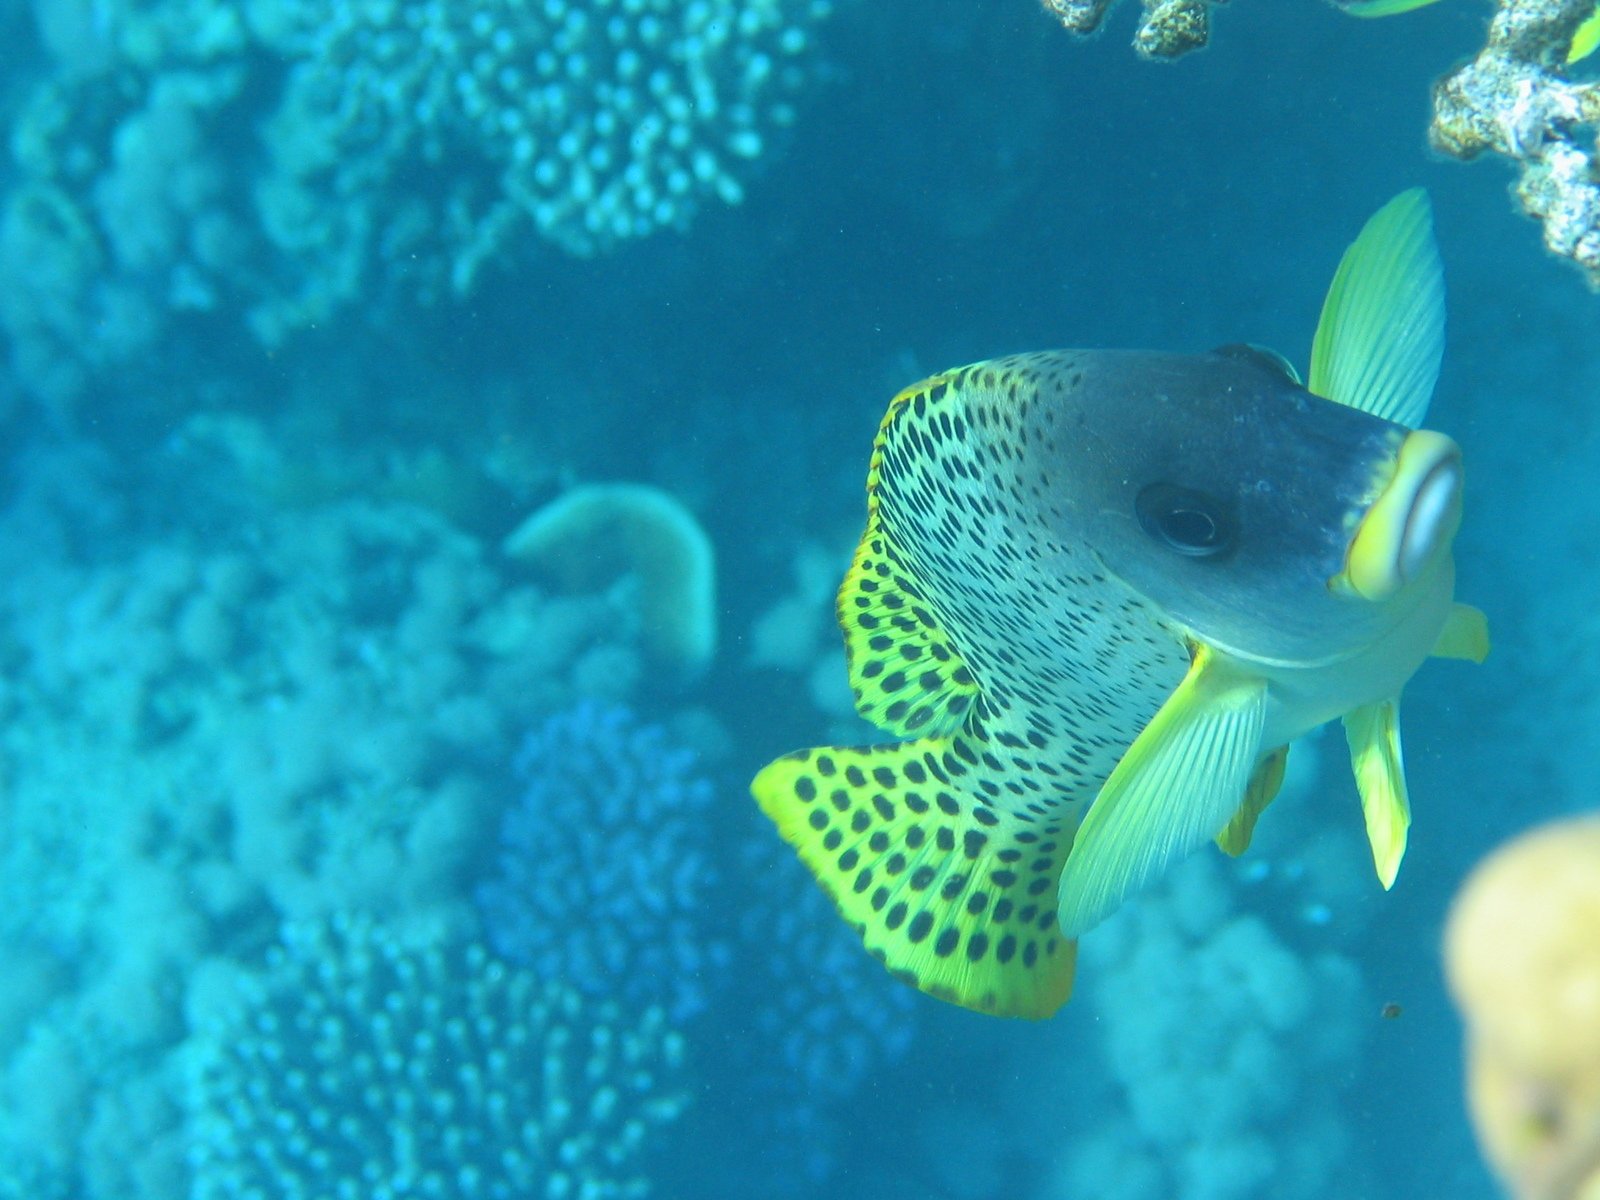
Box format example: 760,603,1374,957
1057,644,1267,938
839,374,980,739
751,736,1076,1019
1343,698,1411,889
1308,188,1445,431
1430,602,1490,663
1215,745,1289,857
1338,0,1447,16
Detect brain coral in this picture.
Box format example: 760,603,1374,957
474,702,720,1024
184,914,687,1199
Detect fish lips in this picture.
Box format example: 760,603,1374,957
1335,429,1464,603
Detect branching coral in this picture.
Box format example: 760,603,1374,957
184,914,688,1199
0,0,855,404
1431,0,1600,287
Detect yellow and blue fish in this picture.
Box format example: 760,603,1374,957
751,189,1487,1019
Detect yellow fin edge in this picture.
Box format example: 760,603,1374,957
752,737,1077,1019
1344,698,1411,889
1430,602,1489,663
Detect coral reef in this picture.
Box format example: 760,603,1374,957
183,913,688,1199
1431,0,1600,287
1041,0,1223,59
505,484,718,684
472,698,920,1185
0,0,854,407
1446,814,1600,1200
0,424,669,1195
745,534,860,728
474,702,722,1024
1049,852,1369,1200
728,835,921,1185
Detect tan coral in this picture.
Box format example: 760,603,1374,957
1041,0,1221,58
504,483,717,684
1430,0,1600,288
1445,815,1600,1200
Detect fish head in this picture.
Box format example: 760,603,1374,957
1024,345,1462,669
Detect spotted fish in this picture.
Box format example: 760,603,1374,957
751,189,1487,1019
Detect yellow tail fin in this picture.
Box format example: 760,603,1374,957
752,736,1077,1019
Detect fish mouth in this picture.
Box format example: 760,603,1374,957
1336,429,1463,603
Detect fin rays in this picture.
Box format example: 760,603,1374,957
1309,188,1445,430
1057,646,1266,937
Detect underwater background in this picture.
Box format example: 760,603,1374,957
0,1,1594,1197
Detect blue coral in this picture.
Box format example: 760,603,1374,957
184,914,687,1200
729,836,921,1183
474,702,720,1024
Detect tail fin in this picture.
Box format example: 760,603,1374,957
752,735,1076,1019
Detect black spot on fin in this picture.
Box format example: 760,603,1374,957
751,735,1077,1019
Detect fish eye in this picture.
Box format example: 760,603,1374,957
1136,483,1235,558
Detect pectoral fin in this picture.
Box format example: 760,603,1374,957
1430,602,1489,663
1344,698,1410,888
1057,645,1267,937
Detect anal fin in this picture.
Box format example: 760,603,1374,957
752,735,1076,1019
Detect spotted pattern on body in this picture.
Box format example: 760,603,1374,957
756,354,1190,1018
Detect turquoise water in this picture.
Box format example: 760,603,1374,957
0,2,1592,1197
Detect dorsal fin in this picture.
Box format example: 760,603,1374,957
1212,342,1302,385
838,373,980,739
1308,188,1445,429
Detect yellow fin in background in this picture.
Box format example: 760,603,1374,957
1215,744,1289,857
1344,698,1411,888
1338,0,1447,16
838,373,981,739
1056,645,1267,937
1430,602,1490,663
1570,5,1600,63
752,737,1076,1019
1308,188,1445,430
